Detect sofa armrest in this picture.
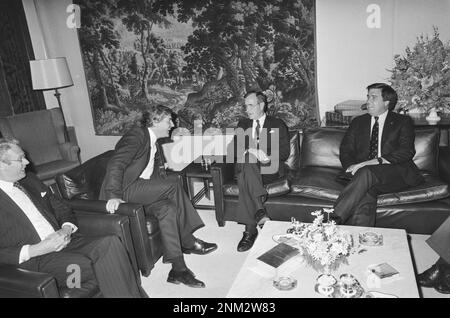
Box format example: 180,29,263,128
211,162,235,227
0,265,59,298
439,146,450,185
58,142,80,162
67,199,153,277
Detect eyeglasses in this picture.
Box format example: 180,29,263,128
7,157,26,163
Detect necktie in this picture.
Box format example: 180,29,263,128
14,182,32,199
255,119,260,149
153,143,167,178
13,182,57,230
368,116,379,160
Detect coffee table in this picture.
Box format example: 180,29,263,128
226,221,419,298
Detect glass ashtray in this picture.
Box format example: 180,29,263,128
273,276,297,291
272,234,299,248
359,231,383,246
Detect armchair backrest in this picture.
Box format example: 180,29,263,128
56,150,114,200
0,109,66,165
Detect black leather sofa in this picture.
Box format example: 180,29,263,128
0,209,137,298
54,150,163,277
212,127,450,234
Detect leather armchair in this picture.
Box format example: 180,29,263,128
0,210,137,298
0,108,80,183
55,151,163,277
212,127,450,234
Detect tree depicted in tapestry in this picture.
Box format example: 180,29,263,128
76,0,318,135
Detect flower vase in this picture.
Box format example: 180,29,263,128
426,108,441,125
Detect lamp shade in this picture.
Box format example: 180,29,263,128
30,57,74,90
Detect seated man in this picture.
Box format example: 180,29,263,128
332,83,424,226
229,91,289,252
417,216,450,294
0,139,144,298
100,105,217,288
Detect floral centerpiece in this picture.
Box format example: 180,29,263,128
389,27,450,114
291,208,356,274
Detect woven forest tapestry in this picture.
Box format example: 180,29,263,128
76,0,318,135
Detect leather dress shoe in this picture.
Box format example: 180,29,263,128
255,209,270,228
434,270,450,294
182,239,217,255
418,264,442,288
167,269,205,288
237,231,258,252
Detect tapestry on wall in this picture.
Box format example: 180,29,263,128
76,0,318,135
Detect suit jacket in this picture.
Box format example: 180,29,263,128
339,111,423,186
0,173,75,265
99,126,166,201
229,115,290,179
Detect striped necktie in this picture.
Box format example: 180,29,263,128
368,116,379,160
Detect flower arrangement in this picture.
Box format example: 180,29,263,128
291,208,355,273
389,27,450,113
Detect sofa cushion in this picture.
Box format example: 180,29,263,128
377,174,449,206
290,167,344,200
56,151,114,200
223,177,291,197
290,167,449,206
300,128,345,168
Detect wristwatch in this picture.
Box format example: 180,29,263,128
377,157,383,165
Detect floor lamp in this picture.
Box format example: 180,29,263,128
29,57,74,141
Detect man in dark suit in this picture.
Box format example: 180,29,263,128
417,216,450,294
0,139,144,297
230,91,290,252
100,105,217,288
333,83,424,226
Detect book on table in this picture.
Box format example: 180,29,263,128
257,243,300,268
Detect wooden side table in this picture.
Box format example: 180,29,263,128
181,156,216,210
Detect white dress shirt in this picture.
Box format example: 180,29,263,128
370,110,388,157
0,180,77,264
252,113,266,140
139,128,158,179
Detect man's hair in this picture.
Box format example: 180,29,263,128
245,90,268,112
367,83,398,111
141,104,173,127
0,138,20,162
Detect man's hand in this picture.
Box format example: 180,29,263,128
247,148,270,164
57,225,73,241
106,198,125,214
346,159,380,175
28,232,70,258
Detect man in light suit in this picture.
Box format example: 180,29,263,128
100,105,217,288
230,91,290,252
0,139,144,297
332,83,424,226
